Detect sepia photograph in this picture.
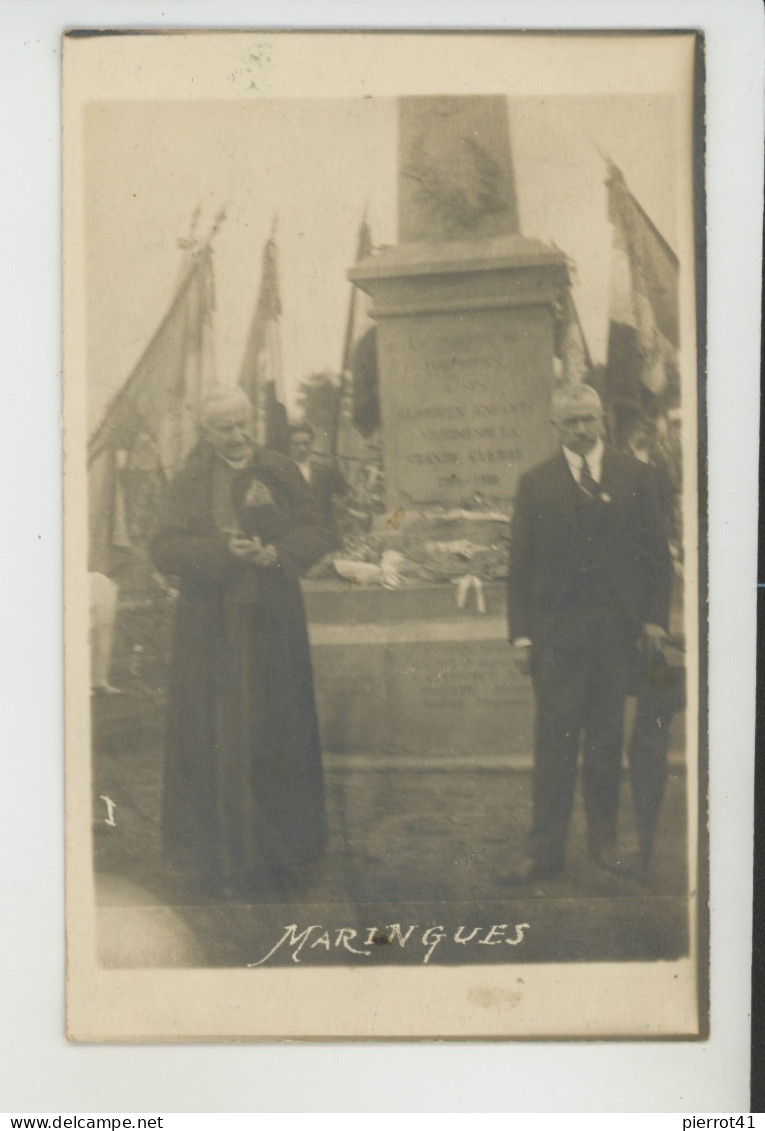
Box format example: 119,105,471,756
64,29,704,1040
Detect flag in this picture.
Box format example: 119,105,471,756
334,214,379,456
605,164,680,431
350,327,380,439
553,285,592,386
87,238,217,576
341,215,373,379
239,230,289,453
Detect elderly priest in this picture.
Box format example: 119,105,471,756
151,387,334,898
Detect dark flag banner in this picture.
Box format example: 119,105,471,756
334,213,378,452
351,326,380,438
554,284,593,387
341,215,373,379
605,163,680,440
239,229,289,454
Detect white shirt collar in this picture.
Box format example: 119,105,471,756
562,436,605,484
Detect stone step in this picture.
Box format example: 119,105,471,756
302,578,506,624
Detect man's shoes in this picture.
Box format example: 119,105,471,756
497,858,563,886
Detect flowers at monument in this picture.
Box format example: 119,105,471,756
333,550,406,588
312,504,510,588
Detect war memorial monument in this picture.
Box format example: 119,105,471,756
306,95,569,761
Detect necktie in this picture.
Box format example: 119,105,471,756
579,457,598,499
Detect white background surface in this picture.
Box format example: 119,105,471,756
0,0,761,1114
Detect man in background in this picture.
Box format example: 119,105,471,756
622,410,685,870
289,420,347,549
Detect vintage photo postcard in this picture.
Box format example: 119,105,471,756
64,29,704,1040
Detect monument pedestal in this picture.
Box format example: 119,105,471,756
304,579,533,762
349,233,568,512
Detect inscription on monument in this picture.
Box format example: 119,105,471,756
310,632,534,759
389,639,534,757
378,306,555,509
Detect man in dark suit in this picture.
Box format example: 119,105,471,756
289,421,347,549
506,384,672,881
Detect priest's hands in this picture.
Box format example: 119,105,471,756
253,543,279,568
228,535,279,568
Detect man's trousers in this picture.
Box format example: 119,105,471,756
529,599,636,873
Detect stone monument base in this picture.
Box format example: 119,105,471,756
302,579,533,762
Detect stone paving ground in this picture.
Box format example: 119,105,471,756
90,691,693,969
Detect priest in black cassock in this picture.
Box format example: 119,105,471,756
151,387,334,898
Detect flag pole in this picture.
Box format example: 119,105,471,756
239,215,288,451
330,203,371,456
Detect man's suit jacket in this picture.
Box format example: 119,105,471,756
299,459,347,548
307,460,347,524
507,445,672,648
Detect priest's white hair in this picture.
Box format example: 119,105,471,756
196,386,253,429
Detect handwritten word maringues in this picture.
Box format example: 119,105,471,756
248,921,531,967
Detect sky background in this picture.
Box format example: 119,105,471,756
84,94,677,430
